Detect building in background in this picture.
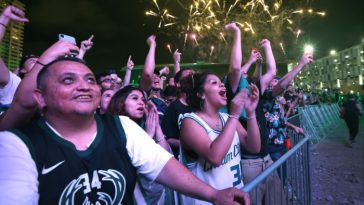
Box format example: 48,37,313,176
0,0,25,70
292,42,364,95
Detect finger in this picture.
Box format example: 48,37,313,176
231,189,246,205
243,192,250,205
10,6,25,17
174,49,179,53
88,34,94,41
10,14,29,22
128,55,132,62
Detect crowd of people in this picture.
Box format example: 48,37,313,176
2,4,356,205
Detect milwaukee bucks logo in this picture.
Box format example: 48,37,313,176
59,169,126,205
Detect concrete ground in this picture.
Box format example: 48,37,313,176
311,117,364,205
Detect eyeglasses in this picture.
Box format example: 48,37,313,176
101,79,114,83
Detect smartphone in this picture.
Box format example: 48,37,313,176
58,34,79,56
58,34,76,44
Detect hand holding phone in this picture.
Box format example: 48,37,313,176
58,34,78,56
58,34,76,44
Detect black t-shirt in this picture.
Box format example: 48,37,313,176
284,92,297,102
161,99,192,158
239,80,270,158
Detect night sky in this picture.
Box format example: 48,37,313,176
22,0,363,74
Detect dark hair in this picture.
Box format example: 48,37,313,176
154,69,160,76
36,56,86,90
163,85,178,98
274,76,281,80
174,67,193,84
181,71,212,111
106,85,145,116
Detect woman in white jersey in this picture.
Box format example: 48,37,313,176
179,72,261,205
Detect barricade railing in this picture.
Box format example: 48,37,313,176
240,103,342,204
242,133,311,205
297,103,342,144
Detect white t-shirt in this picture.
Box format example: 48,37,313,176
0,71,21,106
0,116,172,204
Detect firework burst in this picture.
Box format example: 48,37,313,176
145,0,325,62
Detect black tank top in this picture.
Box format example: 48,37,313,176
10,115,137,205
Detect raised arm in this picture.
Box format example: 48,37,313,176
0,41,79,130
77,35,94,59
272,53,313,96
241,49,262,79
122,55,134,87
259,39,277,94
0,5,28,86
173,49,181,74
140,35,157,92
225,23,242,93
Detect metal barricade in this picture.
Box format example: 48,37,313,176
241,103,343,205
242,134,311,205
298,103,343,144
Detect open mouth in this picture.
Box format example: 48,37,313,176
75,95,92,100
219,90,227,98
136,107,145,112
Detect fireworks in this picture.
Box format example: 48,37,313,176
145,0,325,62
167,44,172,54
280,42,286,55
210,45,215,56
191,33,199,45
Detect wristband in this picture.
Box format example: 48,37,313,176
0,22,6,28
36,61,46,66
247,114,256,120
228,114,239,120
155,135,166,143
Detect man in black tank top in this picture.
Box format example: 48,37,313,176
0,54,250,204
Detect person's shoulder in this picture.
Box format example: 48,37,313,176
117,115,134,124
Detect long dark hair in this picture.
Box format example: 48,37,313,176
180,71,212,111
106,85,145,116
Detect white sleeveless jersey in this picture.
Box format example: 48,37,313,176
179,112,244,205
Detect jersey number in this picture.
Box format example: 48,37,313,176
230,164,242,187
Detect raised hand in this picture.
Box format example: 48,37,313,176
0,5,28,25
259,39,271,50
299,53,313,66
127,55,134,70
146,35,156,47
173,49,181,63
145,101,157,138
80,35,94,51
159,66,169,75
229,89,248,117
243,84,260,114
224,22,240,33
38,41,79,65
249,49,262,63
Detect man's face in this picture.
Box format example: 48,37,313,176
287,85,294,93
37,61,101,116
100,75,114,90
269,78,279,87
100,89,115,113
